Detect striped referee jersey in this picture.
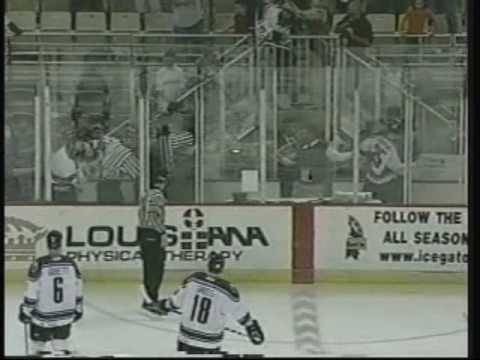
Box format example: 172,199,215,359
138,189,167,234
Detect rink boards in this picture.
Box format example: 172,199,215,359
4,205,468,282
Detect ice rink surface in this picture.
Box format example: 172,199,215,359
5,281,467,357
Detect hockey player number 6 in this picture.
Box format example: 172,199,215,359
190,295,212,324
53,277,64,304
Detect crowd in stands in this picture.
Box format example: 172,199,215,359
6,0,465,35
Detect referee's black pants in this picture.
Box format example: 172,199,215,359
138,227,166,302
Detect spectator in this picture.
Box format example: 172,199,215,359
303,0,334,35
5,15,22,69
336,0,351,13
430,0,460,34
233,0,250,33
334,0,373,48
151,49,188,121
400,0,436,44
299,0,334,65
172,0,206,34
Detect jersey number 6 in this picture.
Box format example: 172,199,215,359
191,295,212,324
53,277,64,304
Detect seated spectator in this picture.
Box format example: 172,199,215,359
400,0,436,43
172,0,206,34
234,0,250,33
334,0,373,48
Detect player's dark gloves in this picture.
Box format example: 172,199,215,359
18,304,31,324
246,319,265,345
74,311,83,322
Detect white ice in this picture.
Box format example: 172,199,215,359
5,281,467,357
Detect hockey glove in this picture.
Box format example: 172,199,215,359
245,319,265,345
18,304,31,324
74,311,83,322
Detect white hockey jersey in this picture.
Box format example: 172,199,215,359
166,272,250,349
23,255,83,328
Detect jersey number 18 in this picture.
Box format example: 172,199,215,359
190,295,212,324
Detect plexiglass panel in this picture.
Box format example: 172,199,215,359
46,47,139,204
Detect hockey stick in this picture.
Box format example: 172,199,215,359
23,322,29,356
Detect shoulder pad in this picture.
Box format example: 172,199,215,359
182,272,205,286
63,256,82,278
212,277,240,301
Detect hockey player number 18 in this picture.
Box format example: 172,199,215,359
190,295,212,324
53,277,64,303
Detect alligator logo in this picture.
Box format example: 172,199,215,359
345,215,367,260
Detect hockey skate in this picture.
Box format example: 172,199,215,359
141,300,167,316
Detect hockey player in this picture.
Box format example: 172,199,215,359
327,106,416,203
138,172,169,315
157,252,265,354
18,230,83,357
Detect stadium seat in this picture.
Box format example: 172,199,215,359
144,0,163,12
7,12,37,31
368,14,396,33
40,12,71,31
214,14,234,32
71,0,105,12
110,0,138,12
144,12,173,32
134,0,147,13
7,0,38,11
75,12,107,31
214,0,235,13
41,0,70,11
111,13,141,32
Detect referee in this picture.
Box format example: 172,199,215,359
138,170,168,315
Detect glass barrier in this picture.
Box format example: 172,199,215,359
46,46,140,204
5,34,468,205
5,64,41,202
330,46,467,205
